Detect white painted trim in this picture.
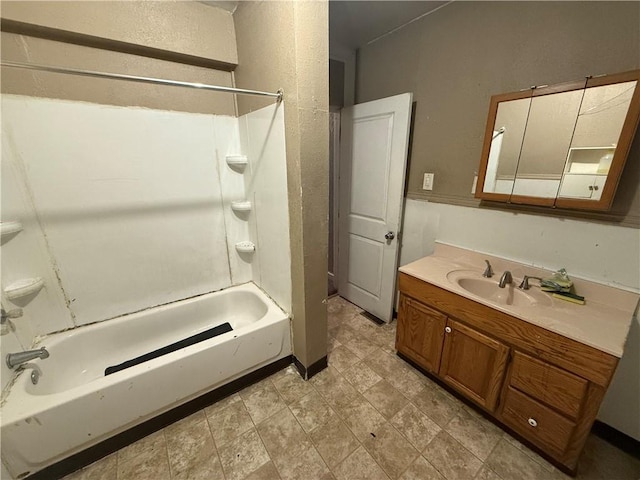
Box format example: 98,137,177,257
329,112,341,280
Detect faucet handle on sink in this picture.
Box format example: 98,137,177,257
482,260,494,278
519,275,543,290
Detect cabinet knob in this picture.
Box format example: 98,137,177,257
528,418,538,428
445,326,452,333
588,185,594,191
593,185,599,191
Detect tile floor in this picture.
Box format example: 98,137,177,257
64,296,639,480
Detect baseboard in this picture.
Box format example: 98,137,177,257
591,420,640,460
293,355,328,380
26,355,293,480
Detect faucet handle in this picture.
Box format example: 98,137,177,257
1,308,23,322
483,260,494,278
519,275,542,290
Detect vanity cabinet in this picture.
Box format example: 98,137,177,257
396,297,446,374
398,298,510,411
396,272,619,474
498,351,589,457
439,319,509,411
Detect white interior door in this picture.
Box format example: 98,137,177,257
338,93,413,322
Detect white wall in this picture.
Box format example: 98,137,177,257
215,116,253,286
1,142,74,390
2,96,233,327
400,198,640,439
240,103,292,313
400,199,640,290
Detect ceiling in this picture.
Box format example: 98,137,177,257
201,1,450,52
200,1,238,13
330,1,449,51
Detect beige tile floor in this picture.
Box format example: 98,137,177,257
64,296,639,480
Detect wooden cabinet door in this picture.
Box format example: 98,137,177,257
396,295,447,373
439,318,509,411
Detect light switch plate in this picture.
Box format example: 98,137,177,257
423,173,434,190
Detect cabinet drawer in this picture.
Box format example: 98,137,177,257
501,386,575,455
510,351,587,419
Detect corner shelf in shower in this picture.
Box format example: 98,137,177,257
1,221,23,239
235,241,255,253
226,155,248,172
4,277,44,300
230,201,252,212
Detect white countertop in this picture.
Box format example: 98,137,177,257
399,243,639,358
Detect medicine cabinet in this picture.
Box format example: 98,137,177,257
475,70,640,211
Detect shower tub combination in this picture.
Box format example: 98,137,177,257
1,282,291,479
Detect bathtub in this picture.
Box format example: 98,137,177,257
1,282,291,479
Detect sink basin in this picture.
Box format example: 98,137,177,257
446,270,553,307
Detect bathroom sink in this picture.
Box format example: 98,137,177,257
446,270,553,307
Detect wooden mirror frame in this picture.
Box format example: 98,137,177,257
475,70,640,211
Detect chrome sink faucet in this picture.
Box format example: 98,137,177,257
6,347,49,369
519,275,543,290
483,260,494,278
499,271,513,288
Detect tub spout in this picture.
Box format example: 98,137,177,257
6,347,49,369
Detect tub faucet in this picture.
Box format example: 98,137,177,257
6,347,49,369
499,271,513,288
519,275,543,290
483,260,494,278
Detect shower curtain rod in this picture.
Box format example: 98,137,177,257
1,60,283,101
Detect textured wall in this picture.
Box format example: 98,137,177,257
1,2,237,115
357,1,640,224
234,1,329,370
1,1,237,65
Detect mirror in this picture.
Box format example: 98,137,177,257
558,80,637,202
482,94,531,195
512,86,584,199
476,70,640,211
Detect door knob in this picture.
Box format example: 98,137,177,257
385,232,395,240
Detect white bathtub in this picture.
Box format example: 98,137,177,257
1,282,291,479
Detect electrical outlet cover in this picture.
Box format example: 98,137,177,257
423,173,434,190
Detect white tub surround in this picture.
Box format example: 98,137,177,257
1,96,291,332
240,104,291,313
1,283,291,479
400,243,638,357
